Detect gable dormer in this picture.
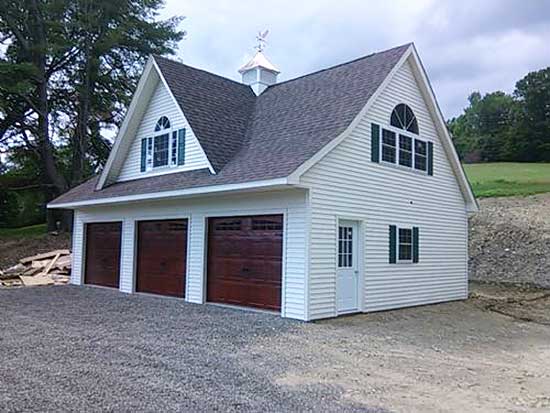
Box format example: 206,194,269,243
116,74,212,182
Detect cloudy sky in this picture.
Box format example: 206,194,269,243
160,0,550,119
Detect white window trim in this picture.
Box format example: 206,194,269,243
145,118,181,173
379,124,429,175
396,225,414,264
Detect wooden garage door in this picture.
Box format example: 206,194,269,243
136,219,187,297
207,215,283,311
85,222,122,288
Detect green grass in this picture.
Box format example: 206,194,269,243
464,162,550,198
0,223,47,239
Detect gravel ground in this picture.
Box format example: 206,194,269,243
470,193,550,288
1,286,550,412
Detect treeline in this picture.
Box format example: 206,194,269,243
0,0,184,229
448,67,550,163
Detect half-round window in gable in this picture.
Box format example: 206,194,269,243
154,116,171,132
390,104,418,134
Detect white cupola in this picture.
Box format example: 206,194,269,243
238,31,280,95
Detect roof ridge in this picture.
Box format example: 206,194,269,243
152,54,249,89
153,42,412,93
264,43,412,90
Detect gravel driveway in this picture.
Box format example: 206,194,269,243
1,286,549,412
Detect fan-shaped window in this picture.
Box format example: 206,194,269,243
154,116,171,132
390,104,418,134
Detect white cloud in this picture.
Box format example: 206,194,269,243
160,0,550,118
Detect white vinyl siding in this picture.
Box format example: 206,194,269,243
70,189,309,321
300,59,469,320
117,79,210,182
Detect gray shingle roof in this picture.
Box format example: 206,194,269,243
51,43,410,206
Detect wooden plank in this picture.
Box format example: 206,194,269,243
20,249,70,265
31,260,51,269
41,253,61,276
20,275,54,286
22,267,41,276
55,255,72,269
1,278,23,287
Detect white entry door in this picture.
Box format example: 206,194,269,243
337,220,359,313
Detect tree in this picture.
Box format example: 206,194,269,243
67,0,184,185
0,0,184,230
513,67,550,161
449,91,517,162
0,0,74,198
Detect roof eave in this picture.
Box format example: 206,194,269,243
47,177,294,209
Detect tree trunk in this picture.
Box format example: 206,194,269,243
71,51,93,186
29,0,69,230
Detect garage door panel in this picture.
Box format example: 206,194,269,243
207,215,283,311
136,219,187,298
85,222,122,288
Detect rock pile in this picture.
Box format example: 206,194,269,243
469,194,550,288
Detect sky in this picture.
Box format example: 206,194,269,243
160,0,550,119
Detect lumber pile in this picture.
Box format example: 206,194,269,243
0,249,71,288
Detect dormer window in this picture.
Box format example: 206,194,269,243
140,117,186,172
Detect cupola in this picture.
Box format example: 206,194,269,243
238,30,279,95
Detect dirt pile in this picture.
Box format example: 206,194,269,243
469,193,550,288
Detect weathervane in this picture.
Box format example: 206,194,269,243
256,30,269,52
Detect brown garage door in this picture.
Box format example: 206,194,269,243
207,215,283,311
136,219,187,297
85,222,122,288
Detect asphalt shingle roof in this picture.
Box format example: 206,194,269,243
51,43,410,206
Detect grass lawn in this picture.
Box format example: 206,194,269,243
0,223,47,239
464,162,550,198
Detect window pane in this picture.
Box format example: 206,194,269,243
399,228,412,244
399,244,412,260
382,129,396,146
153,134,169,167
415,154,427,171
415,139,427,155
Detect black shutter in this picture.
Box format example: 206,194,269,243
177,128,186,165
412,227,419,263
427,142,434,176
389,225,397,264
140,138,147,172
371,123,380,162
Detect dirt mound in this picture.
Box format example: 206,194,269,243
0,233,70,270
469,194,550,288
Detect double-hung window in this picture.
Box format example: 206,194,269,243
153,133,169,167
141,116,186,173
381,129,396,163
389,225,419,264
398,228,413,262
414,140,427,171
398,135,413,167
